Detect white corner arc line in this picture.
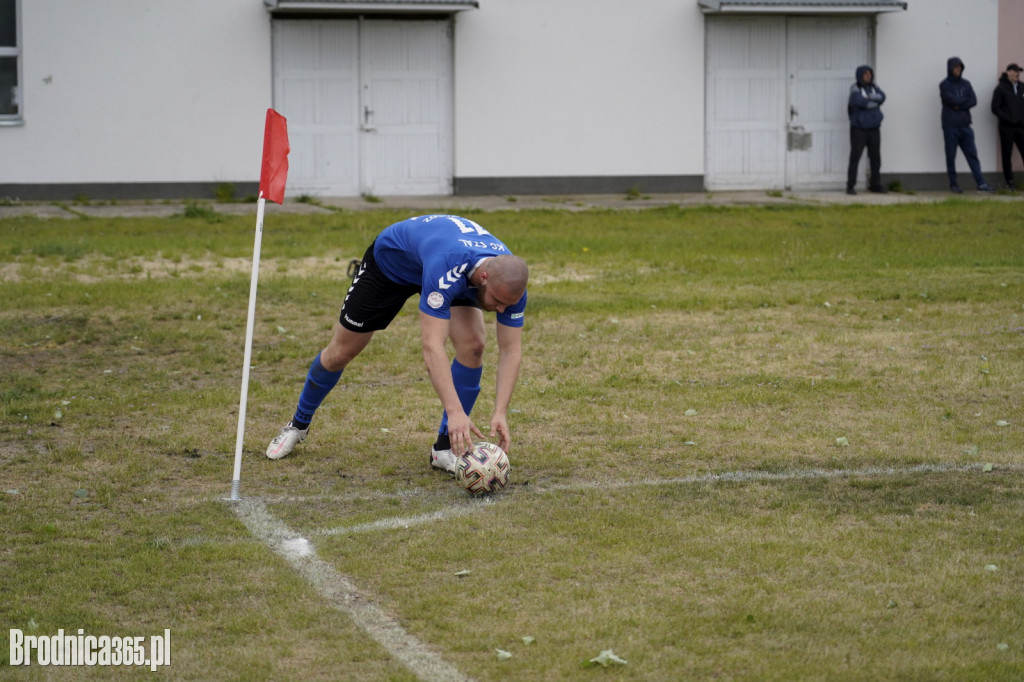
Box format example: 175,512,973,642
231,498,469,682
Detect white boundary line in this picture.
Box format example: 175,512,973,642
304,461,1019,537
538,461,1010,492
231,498,469,682
265,461,1021,508
311,497,495,537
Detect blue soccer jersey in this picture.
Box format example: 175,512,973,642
372,215,527,327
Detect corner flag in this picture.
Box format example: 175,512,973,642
229,109,289,501
259,109,290,204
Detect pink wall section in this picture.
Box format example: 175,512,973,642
998,0,1024,172
998,0,1024,73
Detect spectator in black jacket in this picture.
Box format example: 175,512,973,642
991,63,1024,189
940,57,994,193
846,65,886,195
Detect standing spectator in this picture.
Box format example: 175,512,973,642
940,57,995,193
990,63,1024,189
846,65,886,195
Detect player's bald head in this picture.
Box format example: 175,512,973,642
486,255,529,297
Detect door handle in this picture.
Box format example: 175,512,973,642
790,105,798,120
364,105,374,124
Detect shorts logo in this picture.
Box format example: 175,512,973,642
344,314,365,328
510,312,524,319
427,292,444,309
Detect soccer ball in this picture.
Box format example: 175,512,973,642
456,442,510,495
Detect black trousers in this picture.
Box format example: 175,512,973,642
847,127,881,191
997,124,1024,184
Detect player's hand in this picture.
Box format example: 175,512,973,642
448,413,484,456
490,414,511,452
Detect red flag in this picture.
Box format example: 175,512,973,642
259,109,289,204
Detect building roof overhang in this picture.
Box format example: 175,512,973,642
698,0,907,14
265,0,478,14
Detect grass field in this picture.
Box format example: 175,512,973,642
1,200,1022,680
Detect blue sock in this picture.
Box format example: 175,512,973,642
437,359,483,439
293,352,343,427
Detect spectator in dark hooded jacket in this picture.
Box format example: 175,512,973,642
846,65,886,195
990,63,1024,189
940,57,994,193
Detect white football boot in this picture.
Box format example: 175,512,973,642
266,421,308,460
430,446,459,476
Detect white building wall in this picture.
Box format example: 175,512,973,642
1,0,1011,194
877,0,1000,177
453,0,706,179
4,0,271,185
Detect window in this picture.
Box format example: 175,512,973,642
0,0,20,122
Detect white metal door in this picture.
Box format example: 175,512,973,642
786,17,870,189
274,21,360,196
705,16,870,191
360,20,453,196
273,19,453,197
705,17,787,190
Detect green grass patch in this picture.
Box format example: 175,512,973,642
317,470,1023,680
1,201,1022,679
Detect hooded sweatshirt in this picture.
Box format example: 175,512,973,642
939,57,977,128
991,71,1024,127
848,65,885,130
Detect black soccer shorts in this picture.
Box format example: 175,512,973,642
338,241,478,333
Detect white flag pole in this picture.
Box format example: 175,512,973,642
228,192,267,501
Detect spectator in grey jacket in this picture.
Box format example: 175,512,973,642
991,63,1024,189
846,65,886,195
940,57,994,193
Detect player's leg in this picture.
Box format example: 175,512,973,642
267,324,375,459
430,306,486,473
296,323,374,425
446,305,486,426
268,240,414,460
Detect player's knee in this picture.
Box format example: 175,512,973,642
456,335,486,365
319,348,349,372
322,336,367,371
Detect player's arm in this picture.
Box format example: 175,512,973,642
491,322,523,452
420,312,482,455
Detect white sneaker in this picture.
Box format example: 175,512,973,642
430,446,459,475
266,421,308,460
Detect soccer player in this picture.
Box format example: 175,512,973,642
266,214,528,475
